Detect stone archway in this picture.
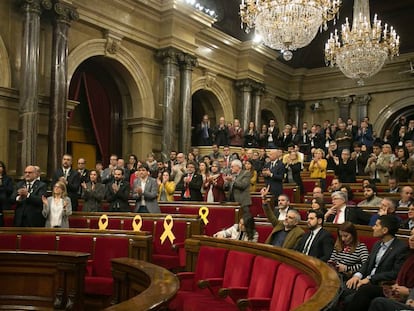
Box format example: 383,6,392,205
261,96,284,129
0,35,11,88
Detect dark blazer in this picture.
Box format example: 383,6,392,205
326,206,371,225
0,175,13,211
264,160,285,199
334,159,357,183
52,168,81,211
12,180,47,227
227,170,251,208
295,228,334,262
105,180,130,212
203,174,226,202
181,173,203,201
81,182,105,212
357,238,408,284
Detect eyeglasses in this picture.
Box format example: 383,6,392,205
24,171,34,174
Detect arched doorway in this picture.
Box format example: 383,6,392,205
68,56,123,167
261,109,276,128
382,108,414,137
191,89,221,146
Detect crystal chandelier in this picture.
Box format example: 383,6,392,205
240,0,341,61
325,0,400,86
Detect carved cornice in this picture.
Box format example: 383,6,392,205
353,94,371,106
20,0,52,14
178,53,198,70
53,1,79,24
155,47,183,65
235,79,266,94
334,96,353,107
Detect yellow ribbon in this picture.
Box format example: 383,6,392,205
98,214,108,230
160,215,176,244
132,214,143,232
199,206,209,225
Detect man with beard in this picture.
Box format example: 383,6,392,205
261,187,304,248
357,184,383,208
273,194,291,220
295,209,334,262
105,168,130,212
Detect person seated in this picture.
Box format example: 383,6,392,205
357,184,383,208
401,203,414,230
340,185,357,207
325,191,370,225
329,177,343,193
398,186,413,208
329,222,369,281
342,216,409,311
213,213,258,242
387,177,400,193
369,198,402,226
311,197,327,216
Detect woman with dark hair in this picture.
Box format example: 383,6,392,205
244,160,257,192
81,170,106,212
341,185,357,206
244,121,258,148
329,222,369,280
311,197,327,216
213,213,258,242
0,161,13,226
204,161,226,202
390,146,412,182
157,170,176,202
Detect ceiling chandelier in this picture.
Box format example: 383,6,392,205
239,0,341,61
325,0,400,86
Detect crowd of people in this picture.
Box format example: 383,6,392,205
1,115,414,310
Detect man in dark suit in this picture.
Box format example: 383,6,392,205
225,159,251,213
13,165,47,227
344,215,409,311
181,161,203,201
325,191,371,225
295,209,334,262
262,148,285,201
105,168,130,212
77,157,89,197
52,154,81,211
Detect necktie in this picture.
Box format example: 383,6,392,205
333,209,342,224
184,174,192,198
26,182,32,193
303,231,314,255
64,169,68,179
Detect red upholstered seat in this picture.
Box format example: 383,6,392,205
255,223,273,244
182,251,256,311
19,234,56,251
85,237,129,296
58,235,94,254
359,236,379,252
0,234,17,250
122,218,154,233
107,218,122,230
250,196,264,217
68,217,90,228
302,179,320,194
298,209,308,221
3,214,14,227
289,273,317,310
169,246,228,311
269,264,302,311
152,219,187,269
159,205,180,214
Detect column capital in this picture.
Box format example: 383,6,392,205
353,94,371,106
287,101,305,109
155,47,183,66
20,0,52,14
178,53,198,70
53,1,79,24
235,78,256,91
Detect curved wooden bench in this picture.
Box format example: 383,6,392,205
105,258,179,311
181,235,341,311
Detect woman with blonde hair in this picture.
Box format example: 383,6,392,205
308,148,328,191
42,181,72,228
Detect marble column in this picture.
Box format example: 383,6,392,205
17,0,52,176
334,96,353,121
47,1,78,177
287,101,305,127
252,83,265,129
353,94,371,122
156,48,180,161
178,53,198,153
235,79,255,131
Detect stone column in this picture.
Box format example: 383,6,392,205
17,0,52,176
287,101,305,127
178,53,198,153
252,83,265,129
353,94,371,122
156,48,180,161
334,96,353,121
47,1,78,177
235,79,255,131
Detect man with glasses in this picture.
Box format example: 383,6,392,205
325,191,370,225
77,158,89,196
12,165,47,227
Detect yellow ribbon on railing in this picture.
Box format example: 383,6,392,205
160,215,176,244
132,214,142,232
199,206,209,225
98,214,108,230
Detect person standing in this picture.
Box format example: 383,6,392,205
105,168,130,212
42,181,72,228
12,165,48,227
0,161,13,225
181,161,203,201
132,164,160,213
81,170,105,212
225,159,251,213
262,148,285,201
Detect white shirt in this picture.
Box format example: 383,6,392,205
50,198,64,227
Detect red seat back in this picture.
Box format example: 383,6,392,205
0,234,17,250
248,256,281,298
20,234,56,251
255,223,273,243
289,273,318,309
153,219,187,257
193,246,228,291
92,237,129,277
123,218,154,233
58,235,94,254
68,217,90,228
270,264,301,311
359,236,379,252
222,251,255,288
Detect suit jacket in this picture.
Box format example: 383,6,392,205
105,180,130,212
204,174,226,202
13,180,47,227
81,182,105,212
42,196,72,228
132,177,160,213
264,160,285,198
52,167,81,210
263,203,304,248
227,170,251,207
181,173,203,201
295,228,334,262
326,206,371,225
358,238,408,284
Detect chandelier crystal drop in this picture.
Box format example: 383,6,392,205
240,0,341,60
324,0,400,86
